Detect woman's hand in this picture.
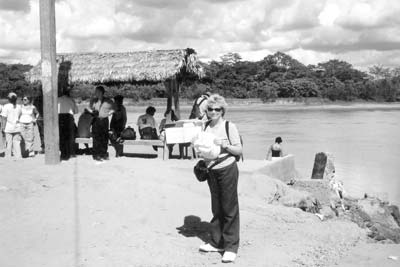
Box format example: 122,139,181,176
214,138,229,148
221,139,230,149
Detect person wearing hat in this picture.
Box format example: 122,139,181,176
0,92,22,158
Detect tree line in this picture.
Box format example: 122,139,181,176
1,52,399,102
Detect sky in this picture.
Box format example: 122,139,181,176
1,0,400,70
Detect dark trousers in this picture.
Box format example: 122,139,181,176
92,117,109,158
59,114,76,160
36,119,44,150
110,128,124,157
207,162,240,253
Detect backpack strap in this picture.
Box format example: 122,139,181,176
225,121,243,162
204,120,212,130
197,95,208,105
225,121,231,145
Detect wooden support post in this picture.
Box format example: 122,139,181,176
165,79,172,112
172,78,180,119
164,78,180,119
40,0,60,164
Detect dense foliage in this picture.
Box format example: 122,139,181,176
1,52,400,102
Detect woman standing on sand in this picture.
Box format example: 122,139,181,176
19,95,39,157
198,94,242,263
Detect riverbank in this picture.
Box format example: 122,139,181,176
73,97,400,111
0,155,399,267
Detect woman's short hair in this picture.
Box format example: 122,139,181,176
206,94,228,116
275,137,282,143
146,106,156,115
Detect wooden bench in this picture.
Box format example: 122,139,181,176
75,137,168,160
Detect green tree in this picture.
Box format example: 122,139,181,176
220,52,242,66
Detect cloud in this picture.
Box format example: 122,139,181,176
0,0,400,70
0,0,30,12
334,0,400,30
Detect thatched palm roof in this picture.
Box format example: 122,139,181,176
26,49,203,84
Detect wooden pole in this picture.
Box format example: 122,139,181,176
40,0,60,164
172,78,180,119
165,79,172,112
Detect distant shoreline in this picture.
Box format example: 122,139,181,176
2,97,399,111
95,97,400,111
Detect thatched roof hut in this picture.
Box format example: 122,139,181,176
26,48,203,84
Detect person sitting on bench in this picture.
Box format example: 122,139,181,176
137,106,158,140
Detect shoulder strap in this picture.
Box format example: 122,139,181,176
198,96,207,105
225,120,244,162
225,121,232,145
204,120,212,130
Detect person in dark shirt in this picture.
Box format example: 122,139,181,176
110,95,127,157
266,136,284,160
33,93,44,153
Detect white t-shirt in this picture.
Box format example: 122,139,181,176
203,119,241,169
1,103,22,133
19,104,37,124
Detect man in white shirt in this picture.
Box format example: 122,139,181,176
1,92,22,158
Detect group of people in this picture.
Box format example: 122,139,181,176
0,92,41,159
60,85,164,161
58,85,127,161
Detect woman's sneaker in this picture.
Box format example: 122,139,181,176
199,243,223,252
221,251,236,263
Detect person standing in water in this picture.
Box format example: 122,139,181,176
266,136,284,160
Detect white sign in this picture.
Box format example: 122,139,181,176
165,122,202,144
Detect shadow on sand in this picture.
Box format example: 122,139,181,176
122,152,158,159
176,215,212,243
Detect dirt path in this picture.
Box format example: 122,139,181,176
0,156,398,267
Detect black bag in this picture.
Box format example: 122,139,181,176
140,126,158,140
120,126,136,140
194,160,209,182
193,155,231,182
108,129,119,143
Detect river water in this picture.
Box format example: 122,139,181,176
127,104,400,206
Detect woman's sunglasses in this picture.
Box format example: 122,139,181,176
207,107,222,112
23,98,29,101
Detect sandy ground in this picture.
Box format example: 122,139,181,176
0,150,399,267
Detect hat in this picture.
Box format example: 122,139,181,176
7,92,17,99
